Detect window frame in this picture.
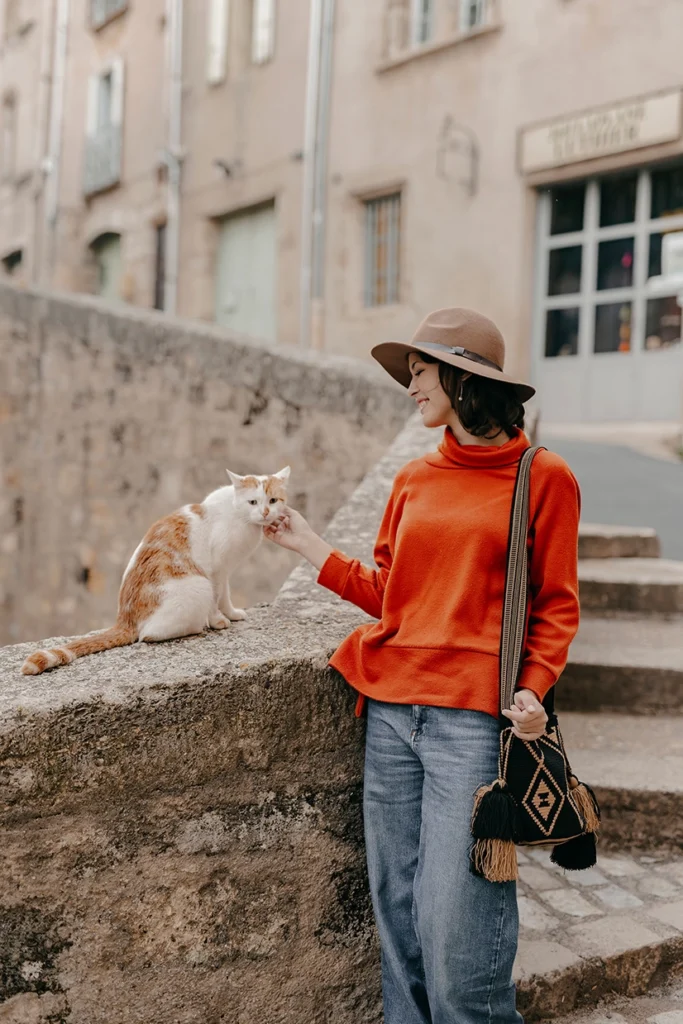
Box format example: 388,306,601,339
536,165,683,360
207,0,230,84
363,192,402,308
410,0,434,46
460,0,488,33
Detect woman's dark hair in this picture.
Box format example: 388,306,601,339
419,352,525,438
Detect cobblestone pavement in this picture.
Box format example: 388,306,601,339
558,980,683,1024
514,846,683,982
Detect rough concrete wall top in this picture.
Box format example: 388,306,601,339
0,283,413,646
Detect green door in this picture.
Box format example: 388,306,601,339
214,203,276,341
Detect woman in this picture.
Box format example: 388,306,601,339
266,307,581,1024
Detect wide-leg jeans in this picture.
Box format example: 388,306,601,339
363,698,523,1024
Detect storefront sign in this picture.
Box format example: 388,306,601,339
520,90,683,173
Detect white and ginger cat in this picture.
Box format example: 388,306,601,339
21,466,290,676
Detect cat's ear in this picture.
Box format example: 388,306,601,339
273,466,291,482
226,469,244,488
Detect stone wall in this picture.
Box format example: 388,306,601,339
0,283,411,646
0,416,431,1024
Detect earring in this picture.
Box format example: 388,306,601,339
458,389,464,401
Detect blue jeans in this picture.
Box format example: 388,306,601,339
363,699,523,1024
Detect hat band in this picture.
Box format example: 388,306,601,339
419,341,502,372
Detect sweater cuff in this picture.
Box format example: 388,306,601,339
517,663,556,702
317,549,353,597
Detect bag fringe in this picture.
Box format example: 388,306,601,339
569,777,601,833
470,838,518,882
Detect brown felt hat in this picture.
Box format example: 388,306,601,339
371,306,536,403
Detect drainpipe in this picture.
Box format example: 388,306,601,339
43,0,69,288
309,0,335,351
299,0,323,348
29,0,55,285
164,0,183,315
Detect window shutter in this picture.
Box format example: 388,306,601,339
207,0,230,84
252,0,276,64
85,73,99,138
110,57,125,126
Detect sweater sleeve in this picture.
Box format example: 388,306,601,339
517,454,581,701
316,469,405,619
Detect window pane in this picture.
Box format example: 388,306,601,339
597,237,634,290
651,165,683,220
594,302,632,353
645,296,682,349
599,173,637,227
547,245,582,296
545,308,579,357
648,233,662,278
550,183,585,235
364,194,401,306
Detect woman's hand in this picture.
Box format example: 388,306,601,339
501,689,548,742
264,506,334,570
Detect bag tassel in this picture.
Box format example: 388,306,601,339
569,776,601,833
550,831,597,871
470,838,519,882
471,778,519,841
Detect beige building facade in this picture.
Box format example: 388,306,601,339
1,0,683,423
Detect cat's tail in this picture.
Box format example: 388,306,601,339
20,624,137,675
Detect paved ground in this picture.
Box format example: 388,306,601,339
514,846,683,1013
539,437,683,561
559,981,683,1024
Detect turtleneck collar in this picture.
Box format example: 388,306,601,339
425,425,530,469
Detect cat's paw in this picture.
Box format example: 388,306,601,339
227,608,247,621
209,613,231,630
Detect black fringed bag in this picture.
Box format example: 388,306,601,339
469,446,601,883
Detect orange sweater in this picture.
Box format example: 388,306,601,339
317,427,581,720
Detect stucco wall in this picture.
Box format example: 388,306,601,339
0,283,411,646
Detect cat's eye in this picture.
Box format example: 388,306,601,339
269,498,277,504
248,499,258,505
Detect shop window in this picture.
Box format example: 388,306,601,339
599,173,637,227
539,165,683,360
364,193,401,306
549,182,585,235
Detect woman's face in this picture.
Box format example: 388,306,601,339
407,352,460,428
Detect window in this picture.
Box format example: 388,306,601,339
251,0,275,64
84,59,124,195
538,165,683,359
207,0,230,84
460,0,488,31
364,193,401,307
410,0,433,45
90,0,127,30
1,94,17,180
1,249,22,276
153,223,166,311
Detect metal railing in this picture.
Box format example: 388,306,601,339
84,124,122,196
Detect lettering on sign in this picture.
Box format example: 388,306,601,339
520,90,683,174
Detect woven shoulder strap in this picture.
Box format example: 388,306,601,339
499,445,546,718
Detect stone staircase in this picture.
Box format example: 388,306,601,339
516,523,683,1019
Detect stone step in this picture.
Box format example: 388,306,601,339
579,523,661,560
558,614,683,714
559,712,683,851
514,846,683,1020
579,559,683,614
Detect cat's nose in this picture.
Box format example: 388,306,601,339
261,509,269,518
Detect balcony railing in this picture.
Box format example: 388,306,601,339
90,0,127,29
84,124,122,196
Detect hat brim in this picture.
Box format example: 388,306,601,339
371,341,536,403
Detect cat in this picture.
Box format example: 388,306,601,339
21,466,290,675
